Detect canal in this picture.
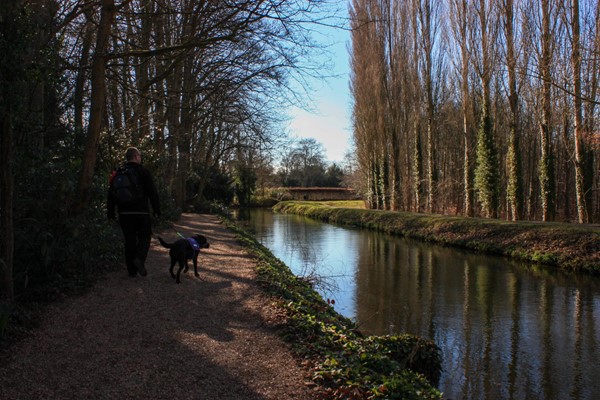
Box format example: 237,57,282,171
236,208,600,400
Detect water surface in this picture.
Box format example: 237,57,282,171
237,209,600,400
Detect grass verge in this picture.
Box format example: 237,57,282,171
222,216,443,399
273,201,600,275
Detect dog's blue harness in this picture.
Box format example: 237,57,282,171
187,237,200,254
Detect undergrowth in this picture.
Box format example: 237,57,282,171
222,217,443,400
2,165,181,354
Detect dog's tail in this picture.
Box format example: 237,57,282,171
157,236,173,249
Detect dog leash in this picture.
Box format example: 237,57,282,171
167,222,186,239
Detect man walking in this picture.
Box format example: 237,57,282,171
107,147,161,277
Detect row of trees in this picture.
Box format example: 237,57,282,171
0,0,335,304
277,138,345,187
350,0,599,222
191,138,348,207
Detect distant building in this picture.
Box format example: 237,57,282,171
284,187,361,201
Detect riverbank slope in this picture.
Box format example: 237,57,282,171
273,201,600,274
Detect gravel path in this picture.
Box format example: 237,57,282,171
0,214,314,399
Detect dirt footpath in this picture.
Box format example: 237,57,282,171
0,214,314,399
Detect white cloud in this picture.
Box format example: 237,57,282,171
288,101,352,163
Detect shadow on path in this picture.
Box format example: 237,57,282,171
0,214,312,400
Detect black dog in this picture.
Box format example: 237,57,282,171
157,234,210,283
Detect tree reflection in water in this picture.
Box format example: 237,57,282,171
237,208,600,400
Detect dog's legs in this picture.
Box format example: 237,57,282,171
176,258,187,283
193,255,199,277
169,258,177,280
176,266,183,283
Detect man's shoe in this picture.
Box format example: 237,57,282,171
134,258,147,276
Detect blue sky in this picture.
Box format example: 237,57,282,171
286,5,353,165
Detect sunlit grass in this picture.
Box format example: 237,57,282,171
318,200,367,209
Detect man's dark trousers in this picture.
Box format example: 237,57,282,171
119,214,152,276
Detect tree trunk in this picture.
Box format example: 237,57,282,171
458,0,474,217
571,0,587,223
177,53,195,208
165,62,183,206
474,0,499,219
503,0,523,221
74,0,116,212
0,0,22,304
584,2,600,222
73,9,95,137
415,0,437,214
539,0,555,221
413,128,423,212
0,111,15,305
131,0,153,143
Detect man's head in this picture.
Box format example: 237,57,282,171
125,147,141,164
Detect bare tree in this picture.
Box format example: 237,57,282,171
449,0,476,217
563,0,594,223
473,0,500,218
589,1,600,220
501,0,524,220
538,0,556,221
350,0,381,208
74,0,118,212
66,0,335,210
414,0,443,213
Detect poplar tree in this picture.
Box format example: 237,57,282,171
449,0,475,217
539,0,556,221
474,0,499,218
569,0,589,223
347,0,600,221
475,107,500,218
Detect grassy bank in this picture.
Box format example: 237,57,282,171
222,216,443,399
273,201,600,275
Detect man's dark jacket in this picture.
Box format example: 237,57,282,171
107,162,161,219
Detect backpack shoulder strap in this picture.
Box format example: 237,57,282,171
108,169,117,185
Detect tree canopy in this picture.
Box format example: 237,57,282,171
0,0,339,303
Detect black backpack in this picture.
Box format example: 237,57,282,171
111,165,144,206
